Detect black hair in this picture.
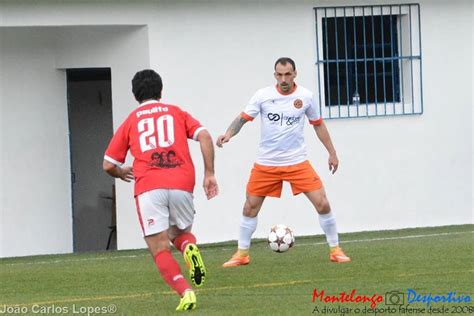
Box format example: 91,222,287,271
132,69,163,102
274,57,296,71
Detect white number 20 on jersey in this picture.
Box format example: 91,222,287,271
138,115,175,152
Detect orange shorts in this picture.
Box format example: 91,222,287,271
246,160,323,197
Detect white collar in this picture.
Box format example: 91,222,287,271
139,99,159,106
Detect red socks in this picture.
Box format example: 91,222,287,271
154,250,191,296
173,232,197,253
153,233,197,295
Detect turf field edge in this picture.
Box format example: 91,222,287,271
1,224,471,264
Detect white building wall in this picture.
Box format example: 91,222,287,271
0,0,472,256
0,28,72,257
138,0,474,245
0,28,4,254
0,26,149,257
472,3,474,210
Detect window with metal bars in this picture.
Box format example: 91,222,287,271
314,4,423,119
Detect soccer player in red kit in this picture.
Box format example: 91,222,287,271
103,69,218,311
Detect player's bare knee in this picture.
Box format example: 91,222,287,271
242,207,258,217
243,202,259,217
316,200,331,214
145,231,171,256
168,225,191,241
157,242,170,252
149,242,170,257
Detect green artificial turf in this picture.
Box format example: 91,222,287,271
1,225,472,315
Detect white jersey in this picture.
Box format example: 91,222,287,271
241,84,322,166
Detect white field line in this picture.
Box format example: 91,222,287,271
299,230,474,246
2,231,472,267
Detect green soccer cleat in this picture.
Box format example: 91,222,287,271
183,243,206,287
176,290,196,311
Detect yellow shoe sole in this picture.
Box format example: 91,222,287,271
184,244,206,287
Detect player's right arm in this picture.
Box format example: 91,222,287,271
217,90,261,147
102,161,134,182
216,115,249,148
103,118,134,182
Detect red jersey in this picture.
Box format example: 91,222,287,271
104,100,204,196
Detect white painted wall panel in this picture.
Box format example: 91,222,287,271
0,26,150,257
0,28,72,257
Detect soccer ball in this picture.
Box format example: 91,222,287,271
268,224,295,253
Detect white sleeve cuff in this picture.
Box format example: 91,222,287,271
192,127,207,141
104,155,124,166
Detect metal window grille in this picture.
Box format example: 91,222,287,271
314,4,423,119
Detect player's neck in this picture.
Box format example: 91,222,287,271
140,98,159,104
275,83,297,95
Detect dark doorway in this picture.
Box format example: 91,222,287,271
67,68,116,252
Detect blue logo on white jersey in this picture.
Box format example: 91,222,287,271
267,112,301,126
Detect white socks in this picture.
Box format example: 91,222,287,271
238,215,258,249
236,213,338,249
319,212,339,248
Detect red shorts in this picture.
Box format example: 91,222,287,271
246,160,323,197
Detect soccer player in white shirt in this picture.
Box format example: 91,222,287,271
217,57,351,266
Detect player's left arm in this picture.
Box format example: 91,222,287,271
184,110,219,199
196,129,219,200
313,121,339,174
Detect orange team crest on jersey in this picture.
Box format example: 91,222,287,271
294,99,303,109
